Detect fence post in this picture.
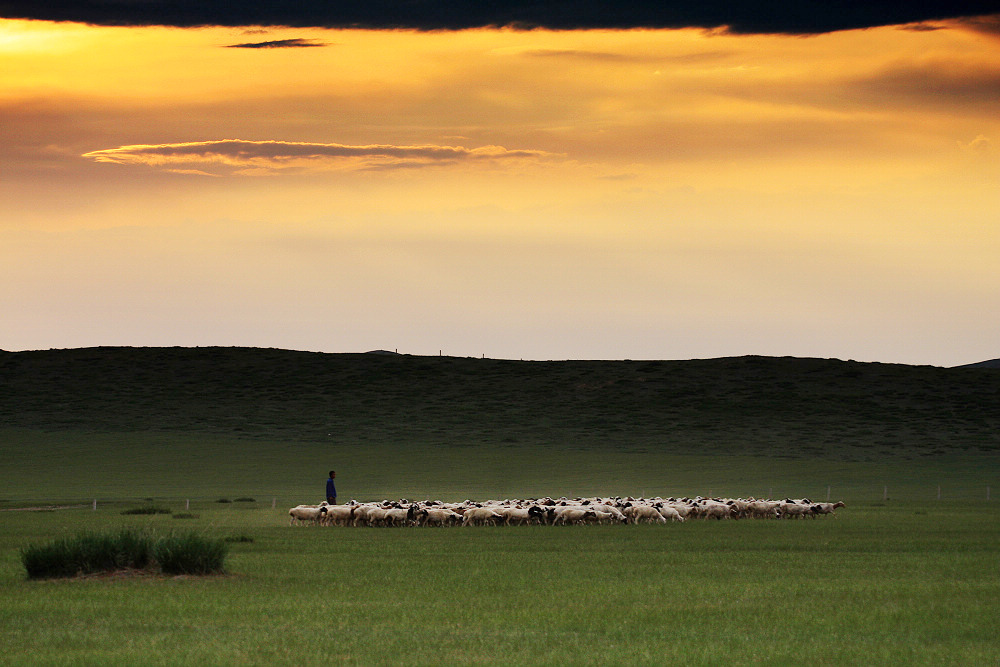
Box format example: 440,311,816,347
272,497,277,509
883,485,888,501
186,499,190,510
827,486,831,501
937,485,941,501
93,499,97,511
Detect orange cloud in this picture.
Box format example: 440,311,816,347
82,139,560,175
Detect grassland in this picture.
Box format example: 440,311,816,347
2,501,997,665
1,347,998,664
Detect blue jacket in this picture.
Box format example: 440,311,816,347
326,478,337,498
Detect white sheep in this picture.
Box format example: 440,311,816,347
810,501,846,517
778,502,812,519
462,507,503,526
319,505,355,526
657,506,685,523
497,507,542,526
625,505,668,524
416,508,463,526
382,506,415,527
552,508,598,525
288,505,326,525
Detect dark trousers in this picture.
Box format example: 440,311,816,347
327,496,337,505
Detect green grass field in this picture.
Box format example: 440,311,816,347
1,348,998,664
2,499,997,665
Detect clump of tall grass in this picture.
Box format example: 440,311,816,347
21,528,155,579
153,533,228,575
21,528,229,579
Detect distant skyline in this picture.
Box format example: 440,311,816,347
2,10,998,367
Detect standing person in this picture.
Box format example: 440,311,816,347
326,471,337,505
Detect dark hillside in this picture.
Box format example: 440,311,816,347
955,359,1000,369
1,347,998,460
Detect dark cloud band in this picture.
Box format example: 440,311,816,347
2,1,998,35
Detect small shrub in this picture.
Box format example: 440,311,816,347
121,506,172,515
223,534,254,543
216,498,232,504
153,533,228,575
172,513,199,520
233,497,256,503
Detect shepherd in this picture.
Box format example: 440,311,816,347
326,470,337,505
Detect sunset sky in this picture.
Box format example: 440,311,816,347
2,5,998,366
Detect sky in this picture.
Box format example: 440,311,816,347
2,5,999,366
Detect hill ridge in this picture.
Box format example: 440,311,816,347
2,347,998,460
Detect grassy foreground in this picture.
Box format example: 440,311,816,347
1,502,997,665
1,348,997,663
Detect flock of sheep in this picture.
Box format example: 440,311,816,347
288,496,846,526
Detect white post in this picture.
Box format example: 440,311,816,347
186,499,190,510
92,499,97,511
826,486,831,501
272,497,277,509
937,485,941,501
883,485,888,501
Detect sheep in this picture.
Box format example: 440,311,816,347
360,506,391,527
382,506,415,527
416,508,463,527
593,504,628,523
657,506,685,523
746,500,781,519
288,505,326,525
586,509,616,524
498,507,541,526
778,502,812,519
319,505,356,526
696,501,733,520
552,508,598,525
810,501,846,517
624,505,668,524
462,507,504,526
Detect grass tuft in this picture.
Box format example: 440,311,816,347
121,506,172,515
20,528,228,579
153,532,228,575
20,528,154,579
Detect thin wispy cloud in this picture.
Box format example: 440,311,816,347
225,38,328,49
82,139,560,175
